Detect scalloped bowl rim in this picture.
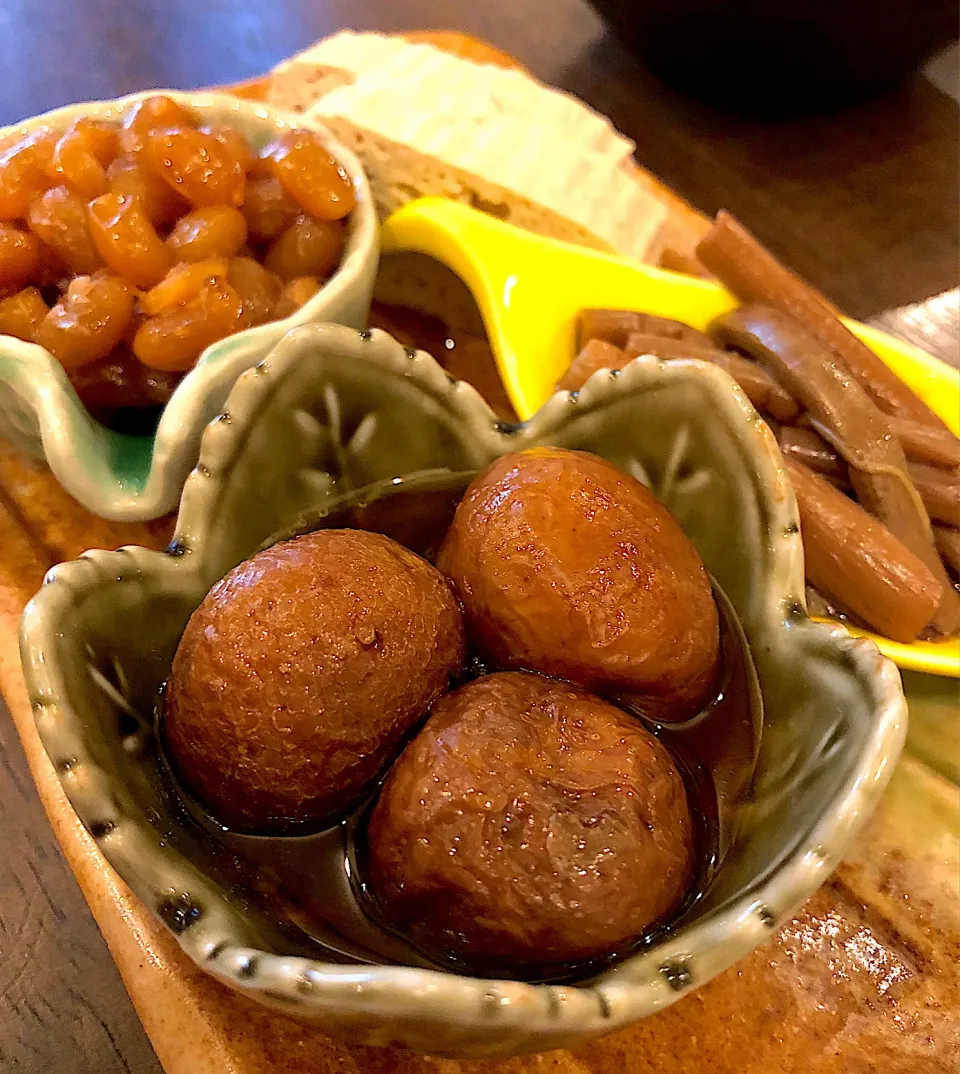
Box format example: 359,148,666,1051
19,324,908,1053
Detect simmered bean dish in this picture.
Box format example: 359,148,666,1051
0,96,354,428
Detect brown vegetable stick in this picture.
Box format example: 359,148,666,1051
779,426,848,482
714,304,960,635
785,407,960,470
621,333,728,362
557,338,625,391
623,332,801,422
786,458,942,642
697,211,947,430
909,463,960,528
779,425,960,525
934,527,960,576
576,309,712,351
887,414,960,470
561,329,803,424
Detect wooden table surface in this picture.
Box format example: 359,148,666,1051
0,4,957,1073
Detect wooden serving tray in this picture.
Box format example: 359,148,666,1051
1,31,958,1074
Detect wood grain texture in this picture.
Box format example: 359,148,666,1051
0,5,957,1072
0,700,164,1074
0,451,172,1074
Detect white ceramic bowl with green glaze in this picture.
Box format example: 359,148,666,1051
0,90,378,521
20,325,907,1057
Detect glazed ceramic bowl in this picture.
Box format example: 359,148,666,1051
0,90,378,521
21,324,906,1057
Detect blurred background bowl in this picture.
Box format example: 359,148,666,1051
586,0,958,115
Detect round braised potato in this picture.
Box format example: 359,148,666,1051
437,447,720,721
164,529,466,832
367,671,695,971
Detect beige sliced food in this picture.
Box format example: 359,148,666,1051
270,31,636,165
311,79,666,261
269,31,421,112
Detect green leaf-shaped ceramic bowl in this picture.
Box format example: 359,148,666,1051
0,90,378,521
20,324,906,1056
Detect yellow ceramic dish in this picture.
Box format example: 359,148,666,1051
380,197,960,678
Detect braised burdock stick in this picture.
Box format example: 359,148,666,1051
578,307,960,468
779,426,960,525
887,414,960,470
561,329,801,422
576,310,713,351
623,333,801,422
909,463,960,528
934,527,960,576
780,410,960,471
778,426,848,483
557,339,625,391
697,212,948,431
786,459,942,643
715,305,960,635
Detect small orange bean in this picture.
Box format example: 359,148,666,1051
0,286,49,342
0,128,58,220
141,258,230,316
27,186,104,274
273,276,321,320
166,206,248,261
246,151,274,181
264,214,344,281
107,152,188,229
264,130,354,221
143,127,245,208
227,256,282,327
242,176,299,242
88,192,173,288
0,224,42,289
120,96,198,154
79,119,119,166
201,124,254,172
133,275,244,371
48,119,119,200
37,273,133,369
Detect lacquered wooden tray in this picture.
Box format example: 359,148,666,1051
1,31,958,1074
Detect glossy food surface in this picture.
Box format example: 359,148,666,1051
0,96,352,425
367,671,695,972
164,529,466,832
437,447,720,721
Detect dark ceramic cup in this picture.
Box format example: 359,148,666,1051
587,0,957,115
